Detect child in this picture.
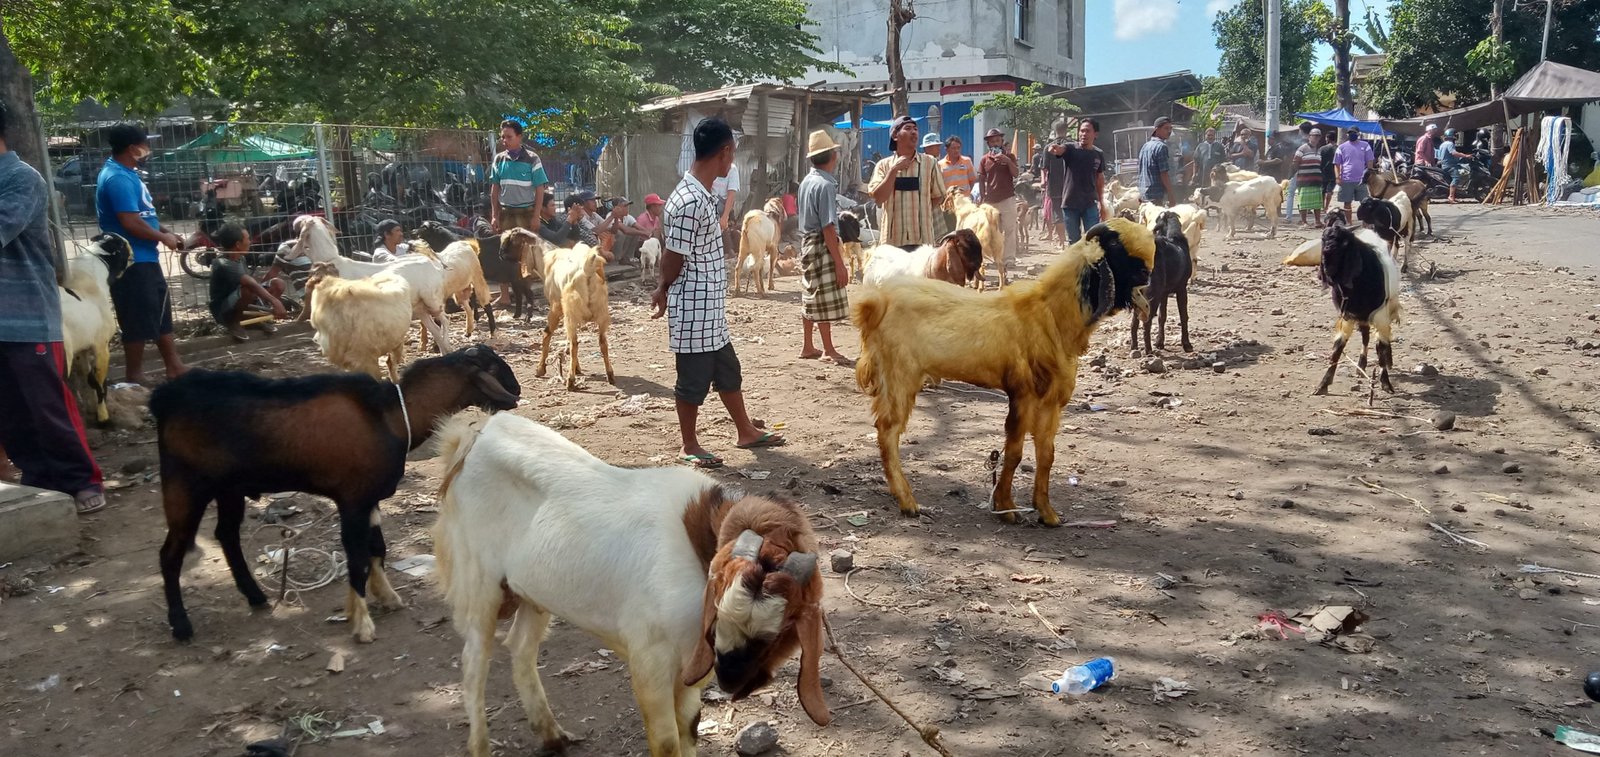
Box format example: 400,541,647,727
209,223,288,342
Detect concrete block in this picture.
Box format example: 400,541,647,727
0,483,80,563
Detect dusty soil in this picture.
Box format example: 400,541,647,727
4,204,1600,757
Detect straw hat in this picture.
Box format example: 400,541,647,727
806,129,839,158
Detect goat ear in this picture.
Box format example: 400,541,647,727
682,578,719,687
795,605,832,726
472,370,520,407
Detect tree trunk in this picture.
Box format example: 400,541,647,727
1489,0,1506,151
1333,0,1355,114
886,0,916,116
0,20,46,171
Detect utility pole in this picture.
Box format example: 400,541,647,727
886,0,917,116
1540,0,1553,60
1490,0,1506,150
1265,0,1281,139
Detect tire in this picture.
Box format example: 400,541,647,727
179,250,215,279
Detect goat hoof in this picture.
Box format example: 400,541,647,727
536,729,582,755
994,509,1018,524
247,596,271,610
897,505,921,519
535,368,548,378
1037,512,1062,528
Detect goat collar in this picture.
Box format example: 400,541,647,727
394,382,412,451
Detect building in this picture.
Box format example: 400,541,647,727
802,0,1087,160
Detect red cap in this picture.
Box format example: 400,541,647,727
644,193,665,206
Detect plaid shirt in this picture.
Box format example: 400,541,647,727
1138,136,1171,200
0,152,62,343
663,173,730,354
868,153,944,248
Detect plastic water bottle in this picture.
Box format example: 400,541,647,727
1051,656,1116,696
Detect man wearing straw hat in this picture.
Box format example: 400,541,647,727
796,130,852,366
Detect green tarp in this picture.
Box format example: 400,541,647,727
174,124,316,162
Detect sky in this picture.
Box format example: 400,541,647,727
1083,0,1396,85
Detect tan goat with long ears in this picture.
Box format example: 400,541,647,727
431,410,831,757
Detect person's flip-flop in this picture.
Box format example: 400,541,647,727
681,453,724,469
74,489,107,515
736,432,787,450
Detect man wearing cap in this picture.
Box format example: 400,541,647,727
602,196,652,264
1333,127,1375,213
564,192,603,247
1138,117,1175,207
538,193,577,248
489,119,548,234
1415,123,1440,169
635,193,666,242
867,115,945,251
977,127,1019,279
796,130,851,366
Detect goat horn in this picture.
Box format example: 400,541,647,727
731,530,764,561
780,552,818,583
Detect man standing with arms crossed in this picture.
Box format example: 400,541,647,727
0,98,106,514
651,118,785,469
976,127,1018,284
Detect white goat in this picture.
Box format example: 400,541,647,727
304,264,413,381
58,248,117,424
734,205,780,295
535,244,615,390
1198,176,1282,239
639,237,662,285
293,216,451,352
431,410,831,757
412,239,493,346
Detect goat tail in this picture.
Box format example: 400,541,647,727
850,293,887,395
430,408,493,613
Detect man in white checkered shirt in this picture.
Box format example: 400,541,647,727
651,117,786,468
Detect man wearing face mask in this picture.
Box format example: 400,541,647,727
96,123,187,385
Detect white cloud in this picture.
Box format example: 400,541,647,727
1206,0,1234,18
1113,0,1181,41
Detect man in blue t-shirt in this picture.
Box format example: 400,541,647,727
1436,128,1474,204
1138,117,1175,206
95,123,187,384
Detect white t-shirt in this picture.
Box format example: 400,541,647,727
371,242,409,263
712,163,741,200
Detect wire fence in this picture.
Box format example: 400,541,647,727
45,119,598,311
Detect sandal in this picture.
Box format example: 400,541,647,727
736,431,787,450
75,489,107,515
681,453,724,469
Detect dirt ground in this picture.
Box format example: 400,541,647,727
3,203,1600,757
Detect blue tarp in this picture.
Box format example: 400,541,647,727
1293,108,1394,137
832,115,926,130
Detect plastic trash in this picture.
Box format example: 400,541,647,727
1051,656,1116,696
1556,726,1600,753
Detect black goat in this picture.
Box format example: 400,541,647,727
1129,211,1193,353
418,221,544,319
838,210,862,244
1355,196,1413,272
151,345,521,643
1314,224,1401,395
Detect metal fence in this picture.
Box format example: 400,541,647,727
45,119,598,310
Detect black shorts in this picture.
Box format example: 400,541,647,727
674,344,742,405
110,262,175,343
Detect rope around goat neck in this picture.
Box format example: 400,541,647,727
395,382,412,451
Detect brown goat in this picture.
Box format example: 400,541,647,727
1363,167,1433,236
853,219,1156,526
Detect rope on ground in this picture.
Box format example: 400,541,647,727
1519,563,1600,581
823,616,955,757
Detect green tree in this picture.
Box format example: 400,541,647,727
1365,0,1600,117
964,83,1079,147
624,0,848,93
1180,93,1225,134
1210,0,1321,117
1303,66,1339,112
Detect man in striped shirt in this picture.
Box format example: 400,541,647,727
489,119,548,233
867,116,945,250
651,117,785,468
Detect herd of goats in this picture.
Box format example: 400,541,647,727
42,156,1433,755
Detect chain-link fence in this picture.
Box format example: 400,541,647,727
45,119,598,311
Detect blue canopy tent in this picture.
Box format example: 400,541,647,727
1293,107,1394,137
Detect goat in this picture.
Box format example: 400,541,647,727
411,239,497,342
1130,211,1194,354
417,222,545,320
853,219,1155,526
1196,175,1282,239
303,263,413,382
1363,167,1433,236
151,346,521,643
431,410,830,757
838,210,864,283
944,192,1005,288
1356,194,1415,273
639,237,662,285
733,204,782,295
535,243,615,390
861,229,984,289
295,216,451,352
58,236,127,425
1313,223,1402,395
